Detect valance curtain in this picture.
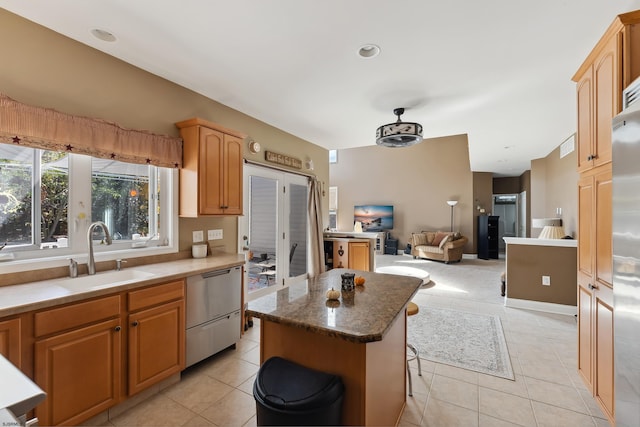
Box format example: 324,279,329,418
0,93,182,168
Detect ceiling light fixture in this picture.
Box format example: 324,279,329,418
358,44,380,58
376,108,423,148
90,28,117,42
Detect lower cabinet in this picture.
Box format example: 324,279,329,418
0,317,22,368
33,280,185,426
33,295,122,426
35,317,122,426
329,239,372,271
348,241,370,271
128,281,185,395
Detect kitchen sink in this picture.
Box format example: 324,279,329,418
52,269,156,291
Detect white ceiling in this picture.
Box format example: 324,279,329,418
3,0,640,176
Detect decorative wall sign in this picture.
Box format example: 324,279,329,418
265,150,302,169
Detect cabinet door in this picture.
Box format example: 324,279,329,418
199,127,225,215
0,317,21,368
595,287,614,420
577,284,593,388
348,242,370,271
222,134,243,215
35,318,122,426
128,299,185,396
593,35,619,168
578,174,594,285
576,67,594,172
594,168,612,289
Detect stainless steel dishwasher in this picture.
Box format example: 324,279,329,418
185,266,242,367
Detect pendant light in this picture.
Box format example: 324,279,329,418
376,108,423,147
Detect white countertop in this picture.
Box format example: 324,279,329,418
0,354,45,417
0,253,245,318
503,237,578,248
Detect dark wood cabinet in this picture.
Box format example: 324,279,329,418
477,215,499,260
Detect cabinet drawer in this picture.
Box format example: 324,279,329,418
35,295,121,338
128,280,185,312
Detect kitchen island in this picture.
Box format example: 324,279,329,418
246,268,422,426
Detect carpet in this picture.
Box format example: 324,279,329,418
407,305,514,380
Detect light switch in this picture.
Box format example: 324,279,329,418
209,229,223,240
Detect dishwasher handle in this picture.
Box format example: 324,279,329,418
200,266,240,279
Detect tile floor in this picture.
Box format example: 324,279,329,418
96,254,608,427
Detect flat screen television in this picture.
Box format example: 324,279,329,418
354,205,393,232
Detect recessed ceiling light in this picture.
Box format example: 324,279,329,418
358,44,380,59
90,28,117,42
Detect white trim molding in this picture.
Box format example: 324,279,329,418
505,297,577,316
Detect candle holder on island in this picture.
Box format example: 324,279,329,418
341,272,356,301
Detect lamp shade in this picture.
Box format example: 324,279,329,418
447,200,458,207
538,226,565,239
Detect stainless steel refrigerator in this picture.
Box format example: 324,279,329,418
612,97,640,426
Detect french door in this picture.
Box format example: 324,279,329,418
239,164,308,301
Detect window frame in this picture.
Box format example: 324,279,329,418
0,150,178,274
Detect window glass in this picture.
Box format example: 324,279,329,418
329,150,338,163
0,145,69,248
92,159,152,241
0,141,174,265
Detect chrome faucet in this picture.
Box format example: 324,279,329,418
87,221,112,275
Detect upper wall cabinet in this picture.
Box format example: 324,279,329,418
573,11,640,173
176,118,247,217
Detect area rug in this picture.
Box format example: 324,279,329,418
407,305,514,380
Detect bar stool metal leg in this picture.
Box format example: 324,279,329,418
406,302,422,397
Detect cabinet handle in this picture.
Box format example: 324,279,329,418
132,321,139,327
114,326,121,332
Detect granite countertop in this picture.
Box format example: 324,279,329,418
0,253,245,318
246,268,422,344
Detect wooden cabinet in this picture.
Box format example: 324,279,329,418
127,280,185,396
176,118,247,217
348,241,370,271
577,166,614,420
34,295,123,426
573,11,640,173
32,280,186,425
0,317,21,368
331,240,371,271
575,36,619,172
572,11,640,424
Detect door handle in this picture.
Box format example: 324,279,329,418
588,283,598,290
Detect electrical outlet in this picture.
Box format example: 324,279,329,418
542,275,551,286
192,230,204,243
209,229,223,240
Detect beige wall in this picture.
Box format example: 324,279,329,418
530,142,578,238
330,134,474,251
0,10,328,255
506,244,577,306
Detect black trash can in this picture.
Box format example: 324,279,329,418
253,356,344,426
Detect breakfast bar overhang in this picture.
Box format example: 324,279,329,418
246,268,422,426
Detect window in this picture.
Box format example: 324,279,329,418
0,143,176,268
329,150,338,163
91,159,157,241
329,186,338,230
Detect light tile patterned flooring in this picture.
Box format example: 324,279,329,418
96,254,608,427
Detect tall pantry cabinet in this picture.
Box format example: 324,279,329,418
572,10,640,424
